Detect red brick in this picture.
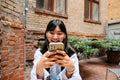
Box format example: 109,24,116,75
8,40,15,45
20,53,24,57
13,45,19,49
2,47,8,51
2,40,8,45
8,54,16,60
1,51,9,57
13,19,21,25
9,69,20,80
2,75,9,80
19,64,24,68
5,17,13,23
20,40,24,44
1,61,8,67
7,36,17,41
7,60,19,70
20,57,24,64
19,45,24,49
1,56,8,61
19,76,24,80
20,49,24,53
2,70,10,76
19,68,24,75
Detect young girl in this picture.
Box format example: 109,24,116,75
31,19,82,80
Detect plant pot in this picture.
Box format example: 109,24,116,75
38,38,45,48
106,50,120,64
98,48,106,56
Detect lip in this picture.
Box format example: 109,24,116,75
51,39,60,42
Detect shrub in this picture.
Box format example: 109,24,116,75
68,36,99,58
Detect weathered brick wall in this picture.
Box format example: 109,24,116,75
25,30,44,61
0,0,25,80
0,16,24,80
0,0,22,20
26,0,107,37
108,0,120,20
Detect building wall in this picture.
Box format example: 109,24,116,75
108,0,120,20
107,0,120,39
67,0,107,37
0,0,25,80
26,0,107,38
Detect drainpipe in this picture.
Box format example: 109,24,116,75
24,0,28,28
0,0,1,15
24,0,28,71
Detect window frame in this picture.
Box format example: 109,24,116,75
35,0,68,19
84,0,101,24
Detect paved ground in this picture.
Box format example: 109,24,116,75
25,56,120,80
79,56,119,80
24,66,32,80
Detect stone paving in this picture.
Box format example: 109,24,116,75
24,66,32,80
25,56,120,80
79,56,119,80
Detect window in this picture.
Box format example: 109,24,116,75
36,0,66,14
84,0,100,23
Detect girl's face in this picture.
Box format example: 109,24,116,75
46,26,65,42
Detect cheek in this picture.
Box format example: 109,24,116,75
47,37,51,42
59,35,65,41
46,33,51,42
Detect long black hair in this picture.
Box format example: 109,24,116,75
41,19,75,57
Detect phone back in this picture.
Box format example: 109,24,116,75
49,42,64,51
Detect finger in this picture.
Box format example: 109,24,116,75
56,60,67,66
48,57,58,62
54,54,65,59
56,60,67,64
49,51,57,56
45,62,56,67
56,50,66,56
44,51,50,57
44,51,56,57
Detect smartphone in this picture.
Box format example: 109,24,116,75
48,42,64,52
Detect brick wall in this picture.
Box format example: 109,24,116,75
0,16,24,80
0,0,25,79
26,0,107,37
0,0,22,20
25,30,44,61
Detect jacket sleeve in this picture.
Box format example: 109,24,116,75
58,53,82,80
30,48,49,80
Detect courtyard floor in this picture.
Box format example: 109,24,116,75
25,56,120,80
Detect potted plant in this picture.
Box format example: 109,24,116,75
101,38,120,64
38,38,45,48
68,36,99,59
89,39,106,56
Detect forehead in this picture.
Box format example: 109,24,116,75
51,26,62,32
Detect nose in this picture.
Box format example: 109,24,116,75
53,34,58,39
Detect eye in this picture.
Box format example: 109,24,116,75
49,31,54,35
57,32,64,35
